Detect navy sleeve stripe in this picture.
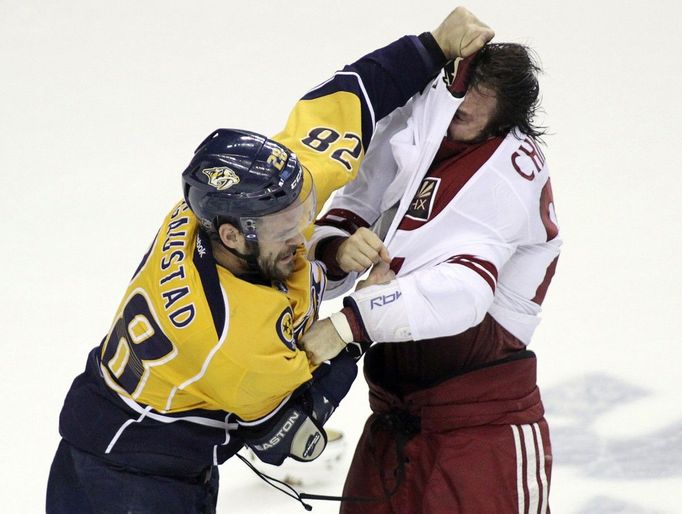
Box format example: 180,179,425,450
193,232,227,338
302,36,444,152
349,36,442,120
302,72,376,151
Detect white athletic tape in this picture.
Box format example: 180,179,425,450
329,312,354,344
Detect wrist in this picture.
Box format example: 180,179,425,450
339,304,371,343
316,236,349,280
418,32,447,67
329,311,354,344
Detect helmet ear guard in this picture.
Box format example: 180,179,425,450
181,128,316,243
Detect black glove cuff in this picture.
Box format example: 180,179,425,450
418,32,447,68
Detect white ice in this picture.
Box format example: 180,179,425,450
1,1,681,512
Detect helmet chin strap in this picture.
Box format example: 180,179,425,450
221,239,269,282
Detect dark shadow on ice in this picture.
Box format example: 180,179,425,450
544,372,648,422
543,372,682,479
576,496,667,514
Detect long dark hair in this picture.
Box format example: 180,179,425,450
470,43,546,141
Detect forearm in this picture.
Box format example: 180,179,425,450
335,34,446,135
342,264,495,344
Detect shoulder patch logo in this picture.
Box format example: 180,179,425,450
405,177,441,222
276,307,296,351
202,166,240,191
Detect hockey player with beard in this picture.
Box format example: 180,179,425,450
46,7,495,514
301,43,560,513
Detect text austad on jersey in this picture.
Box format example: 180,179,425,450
158,204,196,328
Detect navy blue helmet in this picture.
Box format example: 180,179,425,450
182,128,316,241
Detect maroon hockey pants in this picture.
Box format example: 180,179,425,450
341,351,551,514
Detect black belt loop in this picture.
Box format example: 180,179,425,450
372,409,421,436
368,409,422,500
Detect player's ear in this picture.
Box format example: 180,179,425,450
218,223,246,252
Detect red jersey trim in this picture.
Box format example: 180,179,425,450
399,136,505,231
315,208,370,234
532,256,558,305
446,254,498,293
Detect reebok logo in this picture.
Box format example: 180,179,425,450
369,290,402,309
196,235,207,258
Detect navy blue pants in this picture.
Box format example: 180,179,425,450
46,439,219,514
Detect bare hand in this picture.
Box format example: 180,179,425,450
356,261,396,291
336,227,390,274
298,318,347,365
431,6,494,59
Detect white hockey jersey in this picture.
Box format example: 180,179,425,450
311,71,561,345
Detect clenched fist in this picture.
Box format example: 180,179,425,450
336,227,390,274
432,6,495,59
298,318,347,365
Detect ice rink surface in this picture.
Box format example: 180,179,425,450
2,1,681,512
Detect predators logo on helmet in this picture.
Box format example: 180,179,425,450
202,166,240,191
